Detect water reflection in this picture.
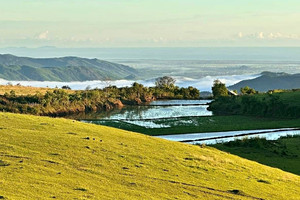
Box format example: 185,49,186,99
149,99,211,106
71,100,212,120
108,105,212,120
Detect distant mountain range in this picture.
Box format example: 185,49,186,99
0,54,138,81
229,72,300,92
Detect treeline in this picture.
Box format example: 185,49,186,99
208,90,300,118
0,82,200,116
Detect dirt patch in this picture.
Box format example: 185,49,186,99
257,179,271,184
66,132,77,135
40,123,49,125
74,188,87,192
41,160,59,164
228,189,246,195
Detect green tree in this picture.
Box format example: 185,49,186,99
155,76,176,89
62,85,71,90
9,90,16,97
132,82,144,98
212,80,228,98
240,86,256,95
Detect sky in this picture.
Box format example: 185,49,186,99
1,0,300,47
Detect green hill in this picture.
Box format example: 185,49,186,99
0,54,138,81
228,72,300,92
0,113,299,199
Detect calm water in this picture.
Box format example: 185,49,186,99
78,100,212,128
77,100,212,121
149,99,211,106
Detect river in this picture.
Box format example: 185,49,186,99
78,99,300,144
157,128,300,145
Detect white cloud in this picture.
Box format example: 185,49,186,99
238,32,243,38
258,32,264,39
70,36,94,42
37,30,49,40
0,74,258,92
237,32,300,40
152,37,166,43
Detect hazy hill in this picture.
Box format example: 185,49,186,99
0,54,138,81
0,112,300,199
229,72,300,92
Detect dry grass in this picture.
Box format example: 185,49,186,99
0,85,74,95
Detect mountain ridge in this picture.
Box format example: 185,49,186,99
228,71,300,92
0,54,138,81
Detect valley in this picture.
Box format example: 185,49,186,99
1,69,300,199
2,1,300,199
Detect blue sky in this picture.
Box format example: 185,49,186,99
1,0,300,47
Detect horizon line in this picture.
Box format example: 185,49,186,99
1,46,300,49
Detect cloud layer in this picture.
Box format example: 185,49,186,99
0,74,259,92
237,32,300,40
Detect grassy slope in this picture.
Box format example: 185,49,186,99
94,115,300,136
212,136,300,176
0,85,54,95
0,113,300,199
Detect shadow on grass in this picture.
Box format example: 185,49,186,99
210,135,300,175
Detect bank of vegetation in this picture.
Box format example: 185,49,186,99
0,78,200,116
209,89,300,118
210,79,300,118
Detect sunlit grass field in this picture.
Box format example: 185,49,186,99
0,85,52,95
0,85,74,95
0,112,300,199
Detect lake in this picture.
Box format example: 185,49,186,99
79,100,211,128
78,100,212,120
